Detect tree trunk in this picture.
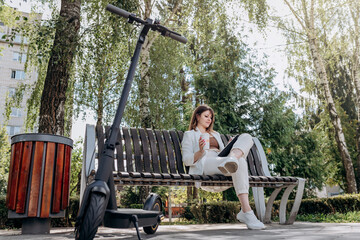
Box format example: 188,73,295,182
139,37,152,128
302,0,357,193
96,77,105,126
138,0,181,128
38,0,81,135
349,4,360,188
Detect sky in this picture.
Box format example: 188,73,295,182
4,0,300,141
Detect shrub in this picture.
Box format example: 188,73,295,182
190,201,240,223
186,194,360,223
0,195,80,229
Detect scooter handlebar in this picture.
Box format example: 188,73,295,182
106,4,187,44
106,4,130,19
166,32,187,44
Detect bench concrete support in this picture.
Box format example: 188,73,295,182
286,178,305,224
264,187,283,223
80,124,96,204
252,187,266,221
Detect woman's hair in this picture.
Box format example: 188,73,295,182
188,104,215,132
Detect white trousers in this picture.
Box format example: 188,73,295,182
202,133,254,195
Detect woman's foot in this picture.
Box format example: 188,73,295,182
218,156,238,174
237,209,266,230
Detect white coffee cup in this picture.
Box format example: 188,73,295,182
200,133,210,150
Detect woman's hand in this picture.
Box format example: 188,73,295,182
194,137,206,163
198,137,206,152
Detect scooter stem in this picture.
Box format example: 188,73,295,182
95,20,152,183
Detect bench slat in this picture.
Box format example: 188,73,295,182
220,134,228,146
130,128,143,173
163,130,176,174
177,131,184,142
122,128,133,172
147,129,161,173
116,129,125,172
251,145,265,176
154,130,169,173
247,147,258,176
169,130,185,174
96,125,105,157
104,126,115,171
139,128,151,172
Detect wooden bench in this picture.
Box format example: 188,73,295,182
80,124,305,224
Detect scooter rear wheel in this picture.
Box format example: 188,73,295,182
143,198,162,234
75,192,106,240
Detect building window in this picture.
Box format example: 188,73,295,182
6,126,21,136
10,107,22,117
11,70,26,80
13,52,27,62
8,87,16,97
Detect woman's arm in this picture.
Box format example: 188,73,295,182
181,131,205,166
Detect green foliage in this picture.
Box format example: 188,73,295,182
185,194,360,223
0,195,80,229
69,139,83,196
259,94,333,197
0,127,10,195
222,188,240,201
119,186,142,207
270,0,360,190
74,0,134,126
190,201,240,223
295,211,360,223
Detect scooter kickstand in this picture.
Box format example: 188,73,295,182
131,215,142,240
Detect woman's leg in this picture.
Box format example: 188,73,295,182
228,133,254,212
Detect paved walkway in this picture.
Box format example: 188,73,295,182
1,222,360,239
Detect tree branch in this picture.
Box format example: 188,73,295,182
283,0,307,31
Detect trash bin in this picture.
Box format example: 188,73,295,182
6,133,73,234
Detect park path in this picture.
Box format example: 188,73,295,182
1,222,360,239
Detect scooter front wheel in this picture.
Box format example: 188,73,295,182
143,198,162,234
75,192,107,240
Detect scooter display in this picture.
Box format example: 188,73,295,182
75,4,187,240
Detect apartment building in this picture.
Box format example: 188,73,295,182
0,2,40,137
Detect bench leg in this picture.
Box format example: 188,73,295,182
252,187,266,222
279,185,296,224
264,187,283,223
286,178,305,224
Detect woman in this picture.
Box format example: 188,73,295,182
181,104,265,230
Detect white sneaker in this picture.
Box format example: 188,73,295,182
237,210,266,230
217,156,238,174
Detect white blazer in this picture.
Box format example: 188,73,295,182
181,127,225,174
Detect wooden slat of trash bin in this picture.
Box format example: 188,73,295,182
40,142,56,218
6,142,24,210
61,145,72,210
52,144,65,214
28,141,45,217
16,141,33,213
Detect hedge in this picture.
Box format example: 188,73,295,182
184,194,360,223
0,195,80,229
2,194,360,228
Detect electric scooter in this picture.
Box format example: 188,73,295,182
75,4,187,240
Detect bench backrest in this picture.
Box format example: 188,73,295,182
94,126,269,177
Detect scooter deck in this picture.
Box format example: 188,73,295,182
103,208,161,228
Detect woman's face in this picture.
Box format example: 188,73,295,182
197,110,212,129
